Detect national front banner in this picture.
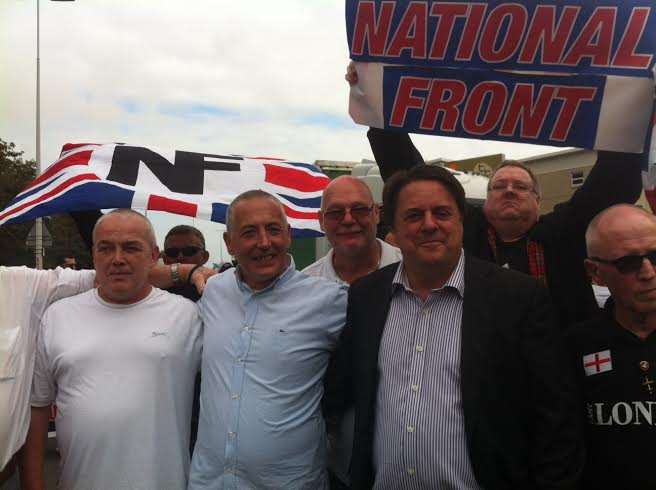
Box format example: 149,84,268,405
346,0,656,153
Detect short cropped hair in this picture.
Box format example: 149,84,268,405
225,189,287,232
164,225,206,249
92,209,157,248
383,165,466,226
488,160,541,198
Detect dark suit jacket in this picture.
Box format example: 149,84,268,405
324,255,583,490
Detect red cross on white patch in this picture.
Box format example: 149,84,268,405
583,350,613,376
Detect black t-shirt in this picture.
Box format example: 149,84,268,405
495,237,530,274
568,303,656,490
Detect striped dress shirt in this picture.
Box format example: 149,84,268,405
373,251,482,490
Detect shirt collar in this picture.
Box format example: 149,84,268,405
235,255,296,294
392,250,465,298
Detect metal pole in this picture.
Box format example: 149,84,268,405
35,0,44,269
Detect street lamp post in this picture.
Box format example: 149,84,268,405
34,0,43,268
34,0,74,269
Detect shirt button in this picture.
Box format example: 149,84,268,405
231,394,240,400
416,345,424,352
410,384,419,392
407,468,416,476
406,425,415,433
228,431,236,439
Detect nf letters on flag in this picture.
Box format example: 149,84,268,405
0,143,329,237
583,350,613,376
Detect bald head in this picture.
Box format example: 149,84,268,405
93,209,157,249
586,205,656,257
321,175,374,212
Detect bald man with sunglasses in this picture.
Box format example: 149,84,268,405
568,204,656,490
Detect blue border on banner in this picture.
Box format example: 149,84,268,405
347,0,656,78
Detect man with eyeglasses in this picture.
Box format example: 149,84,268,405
303,176,401,489
304,176,401,286
567,204,656,490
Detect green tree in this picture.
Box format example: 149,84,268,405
0,138,92,267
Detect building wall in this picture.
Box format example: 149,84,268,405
524,150,648,214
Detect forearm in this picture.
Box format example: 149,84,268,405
149,263,214,294
19,406,50,490
367,127,424,181
569,150,645,221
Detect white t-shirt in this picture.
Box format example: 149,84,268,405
32,288,202,490
0,266,95,471
303,238,402,286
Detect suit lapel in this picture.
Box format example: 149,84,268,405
460,256,493,447
362,264,398,381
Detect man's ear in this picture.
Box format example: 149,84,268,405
200,250,210,266
223,231,233,256
318,211,326,232
151,246,160,266
585,258,606,286
372,204,381,225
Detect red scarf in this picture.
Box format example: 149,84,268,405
487,226,546,282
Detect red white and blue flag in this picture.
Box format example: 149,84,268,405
0,143,330,237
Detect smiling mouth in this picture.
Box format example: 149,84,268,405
254,254,277,262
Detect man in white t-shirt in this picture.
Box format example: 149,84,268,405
304,175,401,287
21,209,202,490
303,176,401,489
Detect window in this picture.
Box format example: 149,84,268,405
571,171,585,188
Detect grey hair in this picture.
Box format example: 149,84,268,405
225,190,288,232
92,209,157,249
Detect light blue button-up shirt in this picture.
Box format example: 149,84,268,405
189,259,347,490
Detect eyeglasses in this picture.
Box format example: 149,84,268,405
489,180,535,194
322,205,374,223
589,251,656,274
164,246,203,258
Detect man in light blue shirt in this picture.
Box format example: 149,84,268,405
189,190,347,490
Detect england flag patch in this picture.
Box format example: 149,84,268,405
583,350,613,376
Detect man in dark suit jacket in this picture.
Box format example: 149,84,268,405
324,164,583,489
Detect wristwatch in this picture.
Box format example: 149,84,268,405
170,263,182,285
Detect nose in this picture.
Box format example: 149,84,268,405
420,210,438,232
256,229,271,249
638,257,656,279
341,208,356,225
112,248,126,264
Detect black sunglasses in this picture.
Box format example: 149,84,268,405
164,246,203,258
589,251,656,274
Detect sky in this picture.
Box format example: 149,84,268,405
0,0,562,263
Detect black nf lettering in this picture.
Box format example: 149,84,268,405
106,146,241,194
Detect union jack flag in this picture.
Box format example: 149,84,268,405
0,143,330,237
